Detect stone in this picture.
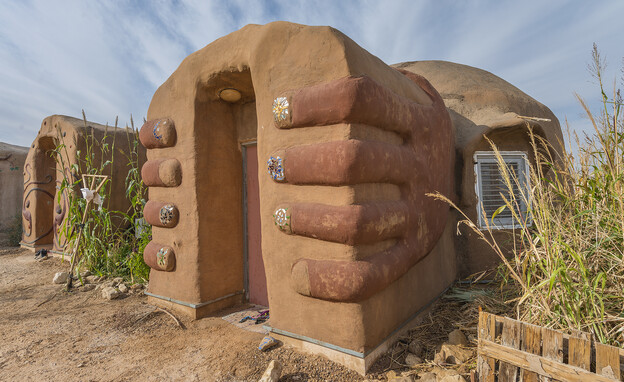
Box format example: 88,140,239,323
52,272,68,284
434,344,474,365
405,353,422,367
418,373,437,382
448,329,469,346
82,284,96,292
85,275,98,284
112,277,123,286
385,371,413,381
258,336,278,352
257,360,282,382
385,370,398,379
439,376,467,382
118,283,128,293
429,367,460,379
407,340,423,357
101,287,120,300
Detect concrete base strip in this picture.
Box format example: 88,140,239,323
144,290,244,309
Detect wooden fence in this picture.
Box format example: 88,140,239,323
477,311,623,381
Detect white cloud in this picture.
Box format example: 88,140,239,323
0,0,622,150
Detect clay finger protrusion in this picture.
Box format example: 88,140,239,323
274,75,433,136
277,202,408,245
141,159,182,187
291,242,414,302
144,241,176,271
139,118,176,148
144,201,179,228
268,140,416,185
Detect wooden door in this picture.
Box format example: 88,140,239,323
245,145,268,306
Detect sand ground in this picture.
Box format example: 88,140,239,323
0,247,365,381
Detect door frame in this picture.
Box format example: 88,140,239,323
241,140,257,302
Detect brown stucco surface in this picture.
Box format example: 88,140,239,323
394,61,564,275
22,115,145,252
142,21,456,355
0,142,28,245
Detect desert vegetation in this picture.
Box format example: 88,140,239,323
52,112,150,284
433,45,624,346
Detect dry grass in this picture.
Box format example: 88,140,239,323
431,45,624,346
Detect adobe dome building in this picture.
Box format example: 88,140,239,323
21,115,145,253
395,60,564,275
139,22,563,373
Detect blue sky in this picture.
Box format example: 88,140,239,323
1,0,623,149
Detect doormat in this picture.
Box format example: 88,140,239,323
221,305,269,334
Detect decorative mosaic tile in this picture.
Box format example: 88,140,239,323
157,247,169,268
153,120,163,140
273,207,291,232
267,156,284,181
159,204,177,226
272,97,289,124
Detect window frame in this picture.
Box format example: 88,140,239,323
474,151,531,230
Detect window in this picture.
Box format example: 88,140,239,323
474,151,530,229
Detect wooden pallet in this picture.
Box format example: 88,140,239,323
477,311,622,381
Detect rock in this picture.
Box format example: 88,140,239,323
112,277,123,286
257,360,282,382
448,329,469,346
82,284,96,292
418,373,437,382
258,335,278,351
429,367,461,379
440,376,467,382
85,275,98,284
53,272,68,284
385,371,413,381
118,283,128,293
101,281,115,289
101,287,120,300
405,353,422,367
407,340,423,357
434,344,474,365
129,284,144,293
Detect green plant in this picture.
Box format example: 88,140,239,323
431,45,624,346
53,112,150,284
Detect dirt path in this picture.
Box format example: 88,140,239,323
0,247,364,381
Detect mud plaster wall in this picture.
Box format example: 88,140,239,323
0,142,28,244
143,22,456,352
22,115,145,252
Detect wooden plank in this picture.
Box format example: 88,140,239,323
498,317,521,382
490,314,624,377
596,342,620,380
520,322,542,382
477,311,496,382
568,334,591,371
542,327,564,382
479,338,618,382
